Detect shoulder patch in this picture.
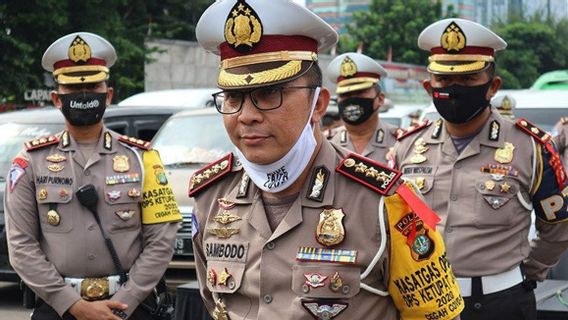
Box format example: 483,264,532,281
397,120,431,141
25,135,59,151
188,153,233,197
336,152,401,195
515,118,551,144
561,117,568,125
118,135,152,150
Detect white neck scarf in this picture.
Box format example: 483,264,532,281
235,87,321,193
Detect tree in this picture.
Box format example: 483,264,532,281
0,0,213,105
342,0,456,65
493,14,568,89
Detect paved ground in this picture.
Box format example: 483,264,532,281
0,281,30,319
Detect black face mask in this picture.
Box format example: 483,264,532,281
58,92,107,126
432,80,493,124
338,97,376,125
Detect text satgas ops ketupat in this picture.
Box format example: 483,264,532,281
189,0,464,320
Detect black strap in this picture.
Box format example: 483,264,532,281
90,208,128,284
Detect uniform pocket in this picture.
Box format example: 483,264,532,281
36,185,73,233
103,184,142,233
206,261,246,294
474,176,520,226
291,264,360,299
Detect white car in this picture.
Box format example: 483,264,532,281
118,88,218,109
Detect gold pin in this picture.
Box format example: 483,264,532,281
48,164,64,172
128,188,141,198
316,209,345,247
485,180,495,191
354,162,367,173
415,177,425,190
207,228,240,239
494,142,515,164
343,158,356,168
208,269,217,286
112,155,130,173
329,272,343,292
213,211,241,225
213,300,229,320
500,182,511,193
38,188,48,200
218,268,232,286
47,210,60,226
59,188,69,199
46,154,66,163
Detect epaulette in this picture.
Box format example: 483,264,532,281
336,152,401,195
561,117,568,125
396,120,431,141
188,153,233,197
118,135,152,150
25,135,59,151
515,118,551,144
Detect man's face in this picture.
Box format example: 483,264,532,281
51,81,113,108
424,70,500,102
223,77,317,165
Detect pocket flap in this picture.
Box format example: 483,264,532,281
292,264,360,298
36,185,73,204
206,261,245,294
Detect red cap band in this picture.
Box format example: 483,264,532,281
431,46,495,56
220,35,318,61
53,58,107,70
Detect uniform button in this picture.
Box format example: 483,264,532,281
263,294,273,304
88,225,95,231
84,169,91,176
302,284,310,293
474,302,482,310
228,280,236,290
88,254,95,260
450,194,458,201
479,184,485,190
454,163,462,169
341,285,350,295
446,227,453,233
266,242,275,250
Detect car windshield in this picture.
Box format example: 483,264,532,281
153,114,234,166
0,123,63,179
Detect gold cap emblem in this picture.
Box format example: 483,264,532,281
68,35,92,63
224,0,263,52
340,56,357,78
441,22,466,53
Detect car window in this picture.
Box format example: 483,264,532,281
0,123,64,179
153,114,234,166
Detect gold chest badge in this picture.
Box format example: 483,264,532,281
46,153,66,163
494,142,515,164
47,210,60,226
316,209,345,247
48,164,64,172
112,155,130,172
224,0,263,52
411,138,429,164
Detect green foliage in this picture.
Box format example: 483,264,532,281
343,0,455,64
0,0,213,104
493,15,568,89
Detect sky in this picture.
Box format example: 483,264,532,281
292,0,306,6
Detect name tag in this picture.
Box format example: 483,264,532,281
205,241,248,263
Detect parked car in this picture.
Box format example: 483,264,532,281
0,105,184,283
531,70,568,90
151,108,233,278
117,88,218,109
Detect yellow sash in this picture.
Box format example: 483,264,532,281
385,192,464,320
141,150,182,224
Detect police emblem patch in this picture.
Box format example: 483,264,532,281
394,213,435,261
224,0,263,52
9,158,27,192
302,301,348,320
112,155,130,172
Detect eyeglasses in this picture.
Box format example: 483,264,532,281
212,85,317,114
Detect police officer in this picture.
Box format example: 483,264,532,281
189,1,463,319
393,18,568,319
5,32,182,319
327,53,398,163
492,94,515,120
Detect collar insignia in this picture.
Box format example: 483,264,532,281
306,166,330,202
224,0,263,52
68,35,92,63
340,56,357,78
104,132,112,150
376,129,384,144
237,171,250,198
441,21,466,53
489,120,500,141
